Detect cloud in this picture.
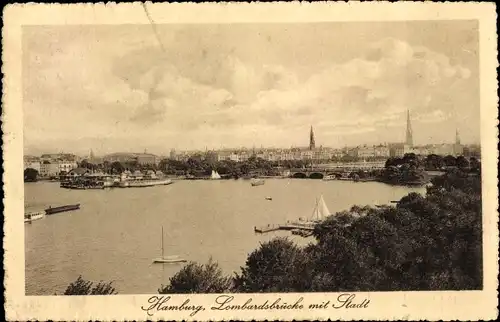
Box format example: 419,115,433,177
24,27,478,152
105,36,472,135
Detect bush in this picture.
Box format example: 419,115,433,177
24,168,39,182
234,237,312,292
159,258,232,294
63,276,117,295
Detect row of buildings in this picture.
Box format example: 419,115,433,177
167,142,477,164
24,151,162,177
24,154,79,177
167,117,478,163
93,151,162,165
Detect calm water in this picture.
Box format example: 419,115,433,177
25,179,425,295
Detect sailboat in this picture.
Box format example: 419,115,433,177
292,195,331,228
311,195,331,222
210,170,221,180
153,227,187,264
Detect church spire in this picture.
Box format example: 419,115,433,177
455,128,461,145
406,109,413,146
309,126,316,150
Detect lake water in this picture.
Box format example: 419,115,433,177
25,179,425,295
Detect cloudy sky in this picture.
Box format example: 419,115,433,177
23,20,479,156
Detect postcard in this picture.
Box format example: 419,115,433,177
2,2,498,321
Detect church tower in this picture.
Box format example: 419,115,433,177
406,109,413,146
455,128,461,145
309,126,316,150
454,128,463,156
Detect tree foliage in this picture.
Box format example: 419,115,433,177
159,259,232,294
24,168,39,182
234,237,312,292
63,276,117,295
381,154,429,185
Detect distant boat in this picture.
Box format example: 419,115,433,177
251,178,265,186
119,178,173,188
153,226,187,264
45,204,80,215
24,210,46,223
210,170,221,180
265,197,273,201
323,175,336,181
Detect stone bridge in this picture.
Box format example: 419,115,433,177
288,162,385,179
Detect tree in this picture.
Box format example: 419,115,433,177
24,168,39,182
110,161,125,174
102,161,111,174
159,259,232,294
63,276,117,295
402,153,417,164
234,237,312,292
456,156,470,169
425,154,444,170
385,157,404,168
469,157,481,173
443,155,457,167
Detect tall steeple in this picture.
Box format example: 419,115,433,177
309,125,316,150
455,128,461,145
406,109,413,146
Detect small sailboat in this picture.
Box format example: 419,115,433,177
311,195,331,222
291,195,331,228
210,170,221,180
153,227,187,264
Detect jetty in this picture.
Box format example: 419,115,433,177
254,195,329,236
254,225,281,233
253,223,316,234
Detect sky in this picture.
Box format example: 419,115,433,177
23,20,480,156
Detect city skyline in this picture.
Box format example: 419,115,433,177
23,21,480,156
24,119,474,158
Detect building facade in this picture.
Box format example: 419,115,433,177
39,162,60,177
58,161,78,173
136,153,160,165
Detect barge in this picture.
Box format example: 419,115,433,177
45,204,80,215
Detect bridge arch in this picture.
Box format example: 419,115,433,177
309,172,324,179
292,172,307,179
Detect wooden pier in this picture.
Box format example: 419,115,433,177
254,224,281,233
254,223,315,234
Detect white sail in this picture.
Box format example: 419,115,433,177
318,195,330,219
311,195,330,221
211,170,221,179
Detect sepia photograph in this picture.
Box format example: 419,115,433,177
3,2,498,321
